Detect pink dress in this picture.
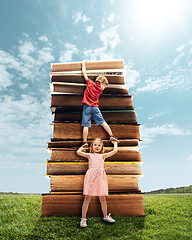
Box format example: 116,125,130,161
83,153,108,196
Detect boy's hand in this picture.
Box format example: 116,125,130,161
82,60,88,80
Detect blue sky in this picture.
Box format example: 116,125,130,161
0,0,192,193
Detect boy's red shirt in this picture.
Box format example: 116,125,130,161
81,78,103,106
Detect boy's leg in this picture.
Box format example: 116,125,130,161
101,122,113,136
101,122,119,143
82,104,92,146
83,127,89,142
82,195,92,219
92,107,119,142
99,196,107,218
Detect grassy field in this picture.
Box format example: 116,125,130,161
0,194,191,240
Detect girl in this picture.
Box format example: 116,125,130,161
76,138,118,227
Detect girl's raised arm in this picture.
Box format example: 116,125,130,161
103,141,118,160
76,145,90,158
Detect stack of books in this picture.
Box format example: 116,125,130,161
41,60,144,216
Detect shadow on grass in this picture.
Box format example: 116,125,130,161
26,215,145,239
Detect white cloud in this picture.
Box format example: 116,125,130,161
107,13,115,22
125,65,140,89
59,43,79,62
173,52,185,65
176,44,185,52
38,47,55,63
100,25,120,49
39,35,48,42
188,155,192,162
0,93,52,147
148,111,169,120
136,73,184,93
83,46,113,61
135,41,192,93
19,83,29,90
0,65,13,89
0,50,20,69
72,11,90,24
86,25,93,33
72,11,82,24
0,34,55,86
140,124,192,146
18,41,36,63
82,14,90,22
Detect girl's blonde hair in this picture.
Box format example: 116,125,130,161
90,138,104,154
95,75,109,86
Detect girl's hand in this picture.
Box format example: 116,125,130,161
76,146,90,158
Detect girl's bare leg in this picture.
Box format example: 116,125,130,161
99,196,107,218
82,195,92,219
83,127,89,142
101,122,113,136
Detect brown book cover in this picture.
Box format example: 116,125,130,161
51,82,128,95
46,162,141,175
41,194,144,216
53,123,141,140
49,148,141,162
47,139,140,148
49,175,141,192
53,110,137,124
51,60,124,72
51,94,133,108
51,75,125,85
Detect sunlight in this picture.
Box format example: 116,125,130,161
136,0,182,31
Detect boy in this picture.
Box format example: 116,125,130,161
81,60,119,148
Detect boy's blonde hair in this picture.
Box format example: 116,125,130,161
90,138,104,154
95,75,109,87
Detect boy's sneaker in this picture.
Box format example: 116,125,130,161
103,213,116,223
82,142,88,148
80,218,87,227
110,136,119,143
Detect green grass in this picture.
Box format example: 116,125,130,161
0,194,192,240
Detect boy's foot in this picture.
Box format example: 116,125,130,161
80,218,87,227
110,136,119,143
82,141,88,148
103,213,116,223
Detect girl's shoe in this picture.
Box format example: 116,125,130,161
110,136,119,143
80,218,87,227
103,213,116,223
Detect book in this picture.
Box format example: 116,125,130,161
53,110,137,123
41,59,144,217
47,139,140,148
49,175,142,192
48,147,141,162
51,94,133,108
46,162,142,175
50,82,128,95
51,59,124,72
51,75,125,85
41,193,144,216
53,123,141,140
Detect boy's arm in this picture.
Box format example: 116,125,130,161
103,142,118,160
76,145,90,158
82,60,88,81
